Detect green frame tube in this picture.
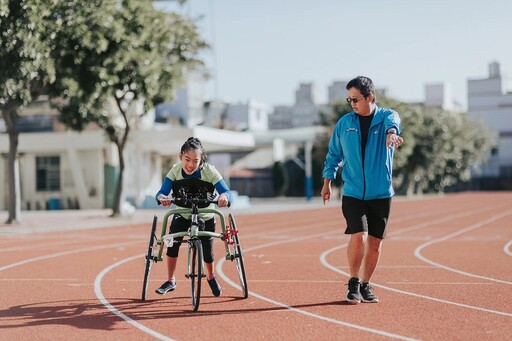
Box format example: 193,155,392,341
156,207,230,261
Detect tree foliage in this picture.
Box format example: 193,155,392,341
0,0,58,223
49,0,208,215
315,94,493,195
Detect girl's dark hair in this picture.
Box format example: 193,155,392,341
181,137,207,164
346,76,376,103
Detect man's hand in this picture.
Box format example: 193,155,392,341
321,179,332,205
386,133,404,150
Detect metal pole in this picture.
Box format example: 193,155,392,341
305,141,313,201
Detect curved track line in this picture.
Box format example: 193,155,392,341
93,254,174,341
505,240,512,257
319,245,512,317
0,241,140,272
92,202,511,339
216,234,420,340
414,210,512,285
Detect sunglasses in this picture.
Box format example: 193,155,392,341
346,96,365,104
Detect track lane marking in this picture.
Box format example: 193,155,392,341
414,210,512,285
93,254,174,341
0,241,141,272
216,230,420,341
505,240,512,256
319,207,512,317
320,245,512,317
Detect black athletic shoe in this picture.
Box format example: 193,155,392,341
346,277,362,304
361,282,379,303
207,277,222,297
155,280,176,295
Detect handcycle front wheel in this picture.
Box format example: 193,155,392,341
142,215,158,301
188,238,203,311
228,213,248,298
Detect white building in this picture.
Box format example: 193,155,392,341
0,124,256,211
328,80,348,103
269,82,323,129
425,83,454,111
155,72,206,127
224,100,270,132
467,61,512,178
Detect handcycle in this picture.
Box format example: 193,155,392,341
141,178,248,311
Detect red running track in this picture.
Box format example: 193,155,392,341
1,192,511,340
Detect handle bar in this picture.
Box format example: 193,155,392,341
157,194,231,208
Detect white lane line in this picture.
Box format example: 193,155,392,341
216,234,419,341
0,237,173,339
386,282,493,285
0,233,143,252
0,241,141,272
92,202,510,340
0,278,78,281
414,210,512,285
93,254,174,341
320,244,512,317
504,240,512,257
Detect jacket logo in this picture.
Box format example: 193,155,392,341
346,128,357,132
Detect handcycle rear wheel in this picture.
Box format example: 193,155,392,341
142,215,158,301
189,238,203,311
229,213,248,298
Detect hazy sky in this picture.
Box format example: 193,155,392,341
155,0,512,110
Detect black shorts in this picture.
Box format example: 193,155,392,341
342,196,391,239
166,215,216,263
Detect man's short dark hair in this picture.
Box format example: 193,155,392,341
346,76,375,102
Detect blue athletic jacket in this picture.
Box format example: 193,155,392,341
322,106,401,200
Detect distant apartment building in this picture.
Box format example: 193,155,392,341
269,82,323,129
467,61,512,181
203,99,228,129
223,100,270,132
155,72,206,127
425,83,454,111
328,80,349,103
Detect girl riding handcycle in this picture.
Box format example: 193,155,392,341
141,137,248,311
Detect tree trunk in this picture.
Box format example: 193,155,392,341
2,105,21,224
110,97,132,217
111,142,125,217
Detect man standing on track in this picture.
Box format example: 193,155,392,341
321,76,403,304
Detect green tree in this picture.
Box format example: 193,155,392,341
0,0,57,223
50,0,207,216
391,105,492,194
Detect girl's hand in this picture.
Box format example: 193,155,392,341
158,194,172,207
217,193,229,207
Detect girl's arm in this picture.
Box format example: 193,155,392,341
214,179,232,205
155,177,173,204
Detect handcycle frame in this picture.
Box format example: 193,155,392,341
141,182,248,312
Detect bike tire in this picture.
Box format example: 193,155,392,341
142,215,158,301
189,238,203,311
229,213,248,298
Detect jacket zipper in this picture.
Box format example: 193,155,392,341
358,116,366,200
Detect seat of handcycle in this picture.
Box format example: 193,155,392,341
172,178,215,209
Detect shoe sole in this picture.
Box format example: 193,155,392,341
361,298,379,303
155,287,176,295
346,296,361,304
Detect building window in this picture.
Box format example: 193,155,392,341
36,156,60,191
